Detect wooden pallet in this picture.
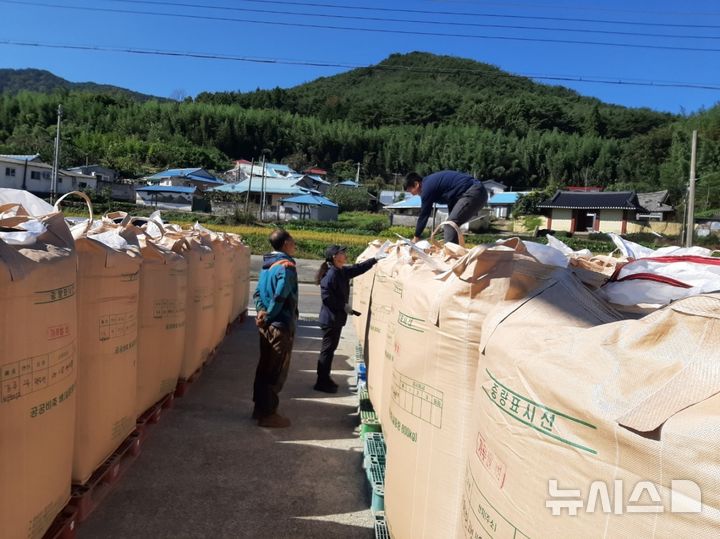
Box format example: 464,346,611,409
135,392,175,443
174,364,203,398
69,433,142,523
42,506,78,539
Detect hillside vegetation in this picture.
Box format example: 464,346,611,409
1,53,719,209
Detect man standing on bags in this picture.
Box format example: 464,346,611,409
404,170,488,244
253,229,298,428
314,245,387,393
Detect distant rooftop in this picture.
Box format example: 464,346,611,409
136,185,197,194
539,190,642,210
146,168,224,185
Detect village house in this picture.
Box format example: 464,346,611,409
136,167,224,211
0,154,96,195
538,190,655,233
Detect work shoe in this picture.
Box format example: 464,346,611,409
257,413,291,428
314,379,339,393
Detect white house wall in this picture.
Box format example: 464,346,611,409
1,159,96,194
599,209,625,233
549,209,573,231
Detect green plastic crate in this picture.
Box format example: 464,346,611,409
374,513,390,539
367,463,385,513
364,432,386,459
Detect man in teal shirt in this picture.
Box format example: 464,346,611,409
253,229,298,428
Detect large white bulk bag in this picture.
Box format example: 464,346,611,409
128,218,187,417
384,238,557,539
0,190,77,539
460,288,720,538
157,232,214,379
58,195,142,484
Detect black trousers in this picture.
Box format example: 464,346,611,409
253,324,294,417
445,182,488,243
317,325,343,381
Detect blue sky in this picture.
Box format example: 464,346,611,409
1,0,719,113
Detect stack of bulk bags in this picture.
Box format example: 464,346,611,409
157,232,214,379
365,242,408,421
460,289,720,538
192,225,234,349
228,234,251,322
384,239,558,539
57,195,143,484
128,219,188,417
351,240,384,354
0,189,78,539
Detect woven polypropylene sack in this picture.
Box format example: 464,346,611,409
0,191,77,539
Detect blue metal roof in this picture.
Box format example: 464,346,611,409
212,178,317,195
338,180,360,187
266,163,294,175
488,192,522,205
136,185,197,194
384,194,447,210
281,194,338,207
146,168,224,185
0,153,41,162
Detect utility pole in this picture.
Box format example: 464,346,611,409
392,172,401,202
685,130,698,248
355,162,361,184
259,155,267,221
244,158,254,215
50,104,63,203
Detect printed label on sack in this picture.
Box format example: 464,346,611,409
476,432,507,489
34,283,75,304
98,311,137,342
483,369,597,455
47,323,71,341
29,383,75,418
29,494,66,539
391,368,443,428
120,271,140,282
397,311,425,333
152,299,186,320
462,464,530,539
389,409,418,443
1,342,75,405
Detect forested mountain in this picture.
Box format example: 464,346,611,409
0,68,159,101
196,52,673,139
0,54,719,209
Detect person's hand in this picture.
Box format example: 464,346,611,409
344,304,354,314
256,310,267,327
374,249,388,261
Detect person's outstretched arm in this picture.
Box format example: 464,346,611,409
414,195,434,240
341,258,378,280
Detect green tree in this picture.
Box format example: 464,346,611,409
326,185,371,212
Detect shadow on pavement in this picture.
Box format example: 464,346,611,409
78,318,373,538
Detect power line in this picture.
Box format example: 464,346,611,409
441,1,720,18
103,0,720,41
3,39,720,91
109,0,720,30
4,0,720,53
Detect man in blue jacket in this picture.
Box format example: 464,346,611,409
404,170,488,244
253,229,298,428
